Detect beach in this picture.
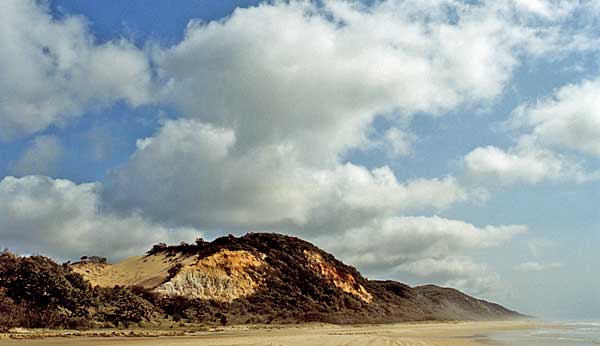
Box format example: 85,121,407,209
2,321,538,346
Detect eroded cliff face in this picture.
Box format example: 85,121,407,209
155,249,266,302
303,250,373,303
74,249,266,302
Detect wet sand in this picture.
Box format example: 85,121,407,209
2,321,537,346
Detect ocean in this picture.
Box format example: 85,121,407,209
488,322,600,345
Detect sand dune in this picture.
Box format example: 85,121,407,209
3,321,536,345
71,253,197,289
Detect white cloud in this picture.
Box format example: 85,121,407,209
107,0,551,231
511,79,600,157
464,136,594,184
465,77,600,185
397,257,505,297
105,118,470,232
319,216,526,270
0,0,152,139
0,176,199,260
515,261,563,272
9,135,63,176
315,215,526,296
153,0,541,165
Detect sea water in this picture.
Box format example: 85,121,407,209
488,322,600,345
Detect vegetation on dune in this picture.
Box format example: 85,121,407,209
0,233,522,331
0,250,154,330
145,233,521,324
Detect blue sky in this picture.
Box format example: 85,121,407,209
1,0,600,320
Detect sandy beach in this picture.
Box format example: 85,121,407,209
2,321,538,346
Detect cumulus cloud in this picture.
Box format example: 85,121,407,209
396,257,504,297
153,0,543,165
0,176,198,260
9,135,63,176
319,216,526,271
105,0,553,231
511,79,600,157
105,118,470,232
0,0,152,139
316,216,526,296
464,77,600,185
464,136,594,184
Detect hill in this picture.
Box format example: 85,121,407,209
69,232,522,324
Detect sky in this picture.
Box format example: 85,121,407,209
1,0,600,321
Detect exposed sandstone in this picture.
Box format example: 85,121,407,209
303,250,373,303
155,250,265,302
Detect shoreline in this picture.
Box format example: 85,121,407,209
2,320,543,345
